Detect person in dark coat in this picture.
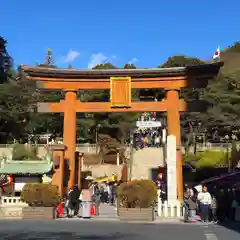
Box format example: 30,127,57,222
66,185,80,217
188,191,197,222
183,187,190,222
217,188,226,222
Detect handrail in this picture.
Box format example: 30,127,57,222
0,143,97,148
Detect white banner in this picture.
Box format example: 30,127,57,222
167,135,177,205
136,121,161,128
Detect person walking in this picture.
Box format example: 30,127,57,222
111,182,118,205
211,193,218,223
231,187,238,221
188,190,197,223
197,185,212,223
183,187,190,222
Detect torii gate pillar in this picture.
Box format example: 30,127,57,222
166,89,183,201
63,91,77,189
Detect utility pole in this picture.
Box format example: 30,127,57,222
128,130,134,180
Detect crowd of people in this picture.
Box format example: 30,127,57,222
183,185,239,223
89,181,119,205
60,181,120,218
138,112,157,121
133,112,165,149
155,172,240,223
58,172,240,223
133,128,162,149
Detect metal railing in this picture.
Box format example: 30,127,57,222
1,196,27,205
0,142,238,152
0,143,97,148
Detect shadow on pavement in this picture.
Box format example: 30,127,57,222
0,231,133,240
218,221,240,234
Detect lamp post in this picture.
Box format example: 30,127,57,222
95,124,101,153
115,147,119,166
128,130,134,180
161,115,167,165
78,152,84,189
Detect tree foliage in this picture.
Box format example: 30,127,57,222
160,45,240,141
78,62,139,145
0,36,12,83
160,55,205,68
1,38,240,144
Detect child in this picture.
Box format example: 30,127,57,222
211,194,218,223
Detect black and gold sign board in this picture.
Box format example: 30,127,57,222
110,77,131,108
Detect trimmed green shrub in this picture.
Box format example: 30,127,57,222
196,150,227,168
184,150,228,168
117,179,157,208
183,152,201,163
21,183,60,207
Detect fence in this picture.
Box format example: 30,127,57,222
0,144,97,148
0,142,238,151
157,201,183,218
0,143,97,155
1,196,27,205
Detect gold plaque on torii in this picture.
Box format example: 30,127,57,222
110,77,131,108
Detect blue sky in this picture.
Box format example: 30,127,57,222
2,1,239,69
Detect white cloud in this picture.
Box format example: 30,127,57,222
88,52,107,69
128,57,138,64
61,49,80,63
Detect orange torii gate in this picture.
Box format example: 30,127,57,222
20,62,223,200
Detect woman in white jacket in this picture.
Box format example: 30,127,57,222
197,185,212,222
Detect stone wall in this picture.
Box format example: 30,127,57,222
131,148,165,179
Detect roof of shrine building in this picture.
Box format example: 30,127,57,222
20,61,223,79
0,160,53,174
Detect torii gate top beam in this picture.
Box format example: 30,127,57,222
20,62,223,90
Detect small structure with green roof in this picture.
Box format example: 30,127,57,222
0,159,53,175
0,144,54,195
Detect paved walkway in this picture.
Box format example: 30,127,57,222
0,219,239,240
94,203,118,220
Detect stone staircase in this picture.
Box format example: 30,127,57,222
131,148,165,179
83,164,122,179
85,148,165,180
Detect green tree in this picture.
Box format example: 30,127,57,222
93,62,117,69
0,80,39,142
160,55,205,68
123,63,136,69
160,55,206,146
0,36,12,83
77,62,139,143
161,45,240,142
198,43,240,140
3,42,240,146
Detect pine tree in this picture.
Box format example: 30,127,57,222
0,36,12,83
